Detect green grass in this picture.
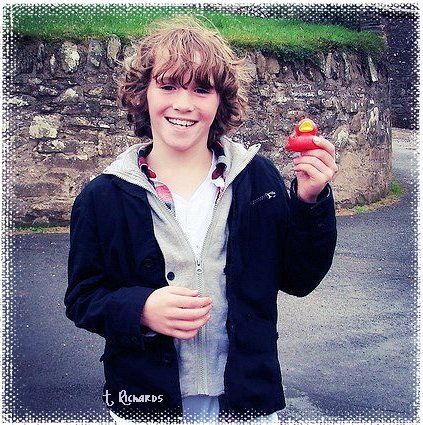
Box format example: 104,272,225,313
11,225,70,234
6,4,386,60
13,225,47,234
390,180,403,197
351,180,404,215
353,205,368,214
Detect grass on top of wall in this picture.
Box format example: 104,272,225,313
7,4,386,61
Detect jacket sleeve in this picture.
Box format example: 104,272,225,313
64,186,156,350
278,177,337,297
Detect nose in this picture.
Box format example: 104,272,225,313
172,89,195,112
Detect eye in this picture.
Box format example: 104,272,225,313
159,85,176,91
195,87,211,94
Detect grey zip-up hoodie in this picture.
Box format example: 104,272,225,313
103,137,260,397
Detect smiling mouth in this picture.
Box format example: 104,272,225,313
166,117,197,127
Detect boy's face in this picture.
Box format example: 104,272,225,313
146,56,220,154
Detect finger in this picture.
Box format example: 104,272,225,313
294,155,335,179
171,294,213,309
171,304,213,320
172,328,198,340
300,150,339,175
298,149,335,170
294,170,308,180
293,163,333,184
171,314,211,332
312,136,336,158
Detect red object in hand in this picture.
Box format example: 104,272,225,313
285,118,319,152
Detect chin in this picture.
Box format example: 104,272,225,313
167,137,205,152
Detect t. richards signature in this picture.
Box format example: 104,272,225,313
103,390,164,406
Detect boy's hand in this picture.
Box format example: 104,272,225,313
292,136,338,203
141,286,212,340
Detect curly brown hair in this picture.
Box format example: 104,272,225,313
117,15,250,146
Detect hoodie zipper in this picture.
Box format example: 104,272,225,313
192,146,259,393
129,144,260,394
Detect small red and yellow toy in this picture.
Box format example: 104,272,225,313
285,118,320,152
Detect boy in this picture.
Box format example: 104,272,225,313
65,15,337,424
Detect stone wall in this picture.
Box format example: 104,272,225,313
7,37,391,226
353,9,418,129
385,16,418,129
219,3,418,130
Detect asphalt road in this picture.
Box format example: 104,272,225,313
277,129,418,422
5,129,418,423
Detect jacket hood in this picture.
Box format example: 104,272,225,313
102,137,261,192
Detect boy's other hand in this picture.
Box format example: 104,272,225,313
292,136,338,203
141,286,213,340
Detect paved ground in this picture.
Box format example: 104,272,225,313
277,128,419,422
5,129,419,423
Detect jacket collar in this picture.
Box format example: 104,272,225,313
102,137,261,198
108,175,149,201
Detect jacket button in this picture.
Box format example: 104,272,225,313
167,272,175,281
131,336,139,344
143,258,153,268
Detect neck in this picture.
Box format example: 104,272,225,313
147,141,212,175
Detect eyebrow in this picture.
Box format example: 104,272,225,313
154,75,215,89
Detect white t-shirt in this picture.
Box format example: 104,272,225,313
172,152,223,258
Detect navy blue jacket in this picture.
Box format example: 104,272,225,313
65,154,337,422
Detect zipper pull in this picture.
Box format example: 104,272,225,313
195,259,203,274
266,191,276,199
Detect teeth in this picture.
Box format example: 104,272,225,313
167,118,196,127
